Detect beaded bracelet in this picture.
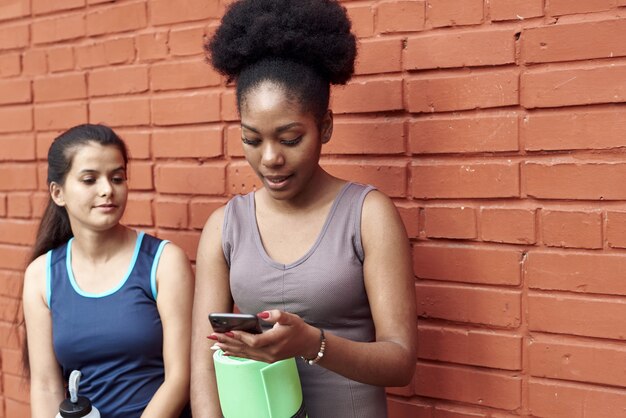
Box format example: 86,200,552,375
301,328,326,365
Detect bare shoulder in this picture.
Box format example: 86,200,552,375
23,253,47,302
361,189,403,229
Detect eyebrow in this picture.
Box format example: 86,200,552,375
241,122,304,134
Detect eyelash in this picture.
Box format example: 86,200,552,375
241,136,303,147
81,176,126,185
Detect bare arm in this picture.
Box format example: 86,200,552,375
23,255,65,418
190,207,233,418
214,190,417,386
141,243,194,418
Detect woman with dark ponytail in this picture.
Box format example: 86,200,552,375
191,1,417,417
23,124,193,418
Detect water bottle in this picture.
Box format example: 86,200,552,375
55,370,100,418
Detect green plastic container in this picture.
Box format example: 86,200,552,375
213,350,307,418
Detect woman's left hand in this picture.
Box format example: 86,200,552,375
209,310,319,363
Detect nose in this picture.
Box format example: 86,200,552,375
261,142,285,167
99,178,113,197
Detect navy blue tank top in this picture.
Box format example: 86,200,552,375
47,231,178,417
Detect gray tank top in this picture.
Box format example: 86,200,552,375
222,182,388,418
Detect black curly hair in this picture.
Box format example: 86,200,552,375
207,0,357,121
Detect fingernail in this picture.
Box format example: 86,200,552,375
207,335,218,340
225,331,235,338
257,311,270,319
210,344,221,351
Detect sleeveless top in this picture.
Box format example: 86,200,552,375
48,231,190,418
222,182,388,418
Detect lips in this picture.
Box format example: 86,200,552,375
263,174,293,190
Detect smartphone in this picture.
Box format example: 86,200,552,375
209,312,263,334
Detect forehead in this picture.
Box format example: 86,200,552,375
240,82,308,122
68,143,125,171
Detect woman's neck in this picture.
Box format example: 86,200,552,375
70,224,133,264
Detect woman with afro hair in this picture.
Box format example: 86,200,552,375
191,1,417,416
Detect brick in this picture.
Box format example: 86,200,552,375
47,46,75,73
151,92,221,126
524,162,626,200
529,335,626,387
0,106,32,133
434,406,487,418
226,125,244,157
90,97,150,127
0,0,30,21
169,26,205,57
387,398,432,417
0,78,30,105
418,324,522,370
0,134,35,161
33,73,86,103
1,348,24,375
226,161,262,195
75,42,106,69
415,363,521,409
121,194,153,226
0,269,24,298
0,194,6,217
345,4,374,38
414,244,521,285
522,19,626,64
156,229,200,262
189,198,227,230
386,380,414,397
0,220,37,245
32,13,84,44
118,130,150,160
411,163,519,199
354,38,402,75
221,89,238,122
423,207,477,239
0,244,29,269
3,373,28,403
490,0,543,21
151,59,221,91
395,203,420,239
0,22,29,50
5,399,30,418
526,251,626,296
410,114,518,154
323,160,407,198
376,0,425,33
607,211,626,248
155,197,189,229
541,210,602,249
324,118,404,155
34,102,87,131
38,163,47,190
107,37,137,64
152,127,222,159
0,321,23,348
331,79,403,113
481,208,535,245
416,283,521,328
529,379,626,418
155,163,227,195
7,193,32,218
33,0,84,15
523,108,626,151
150,0,220,25
32,191,48,218
127,161,153,191
428,0,484,28
547,0,614,16
0,52,21,77
528,292,626,340
405,29,516,70
88,65,149,97
135,31,169,62
406,70,519,112
521,63,626,108
86,2,147,36
22,49,47,76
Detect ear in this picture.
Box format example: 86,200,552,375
320,110,333,144
49,182,65,207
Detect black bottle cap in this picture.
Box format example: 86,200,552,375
59,396,93,417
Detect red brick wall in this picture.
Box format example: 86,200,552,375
1,0,625,417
